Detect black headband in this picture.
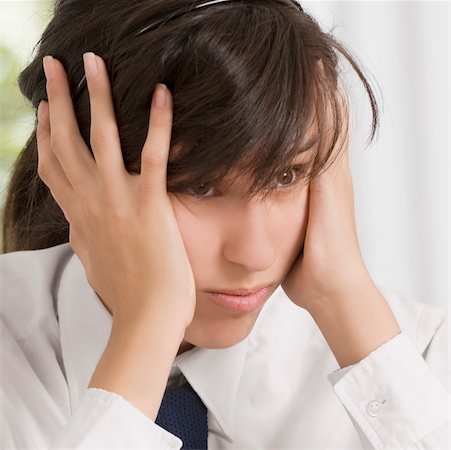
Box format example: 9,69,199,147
74,0,304,98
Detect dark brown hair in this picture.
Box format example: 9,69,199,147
1,0,379,253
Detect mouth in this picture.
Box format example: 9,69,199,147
205,285,274,313
207,284,273,296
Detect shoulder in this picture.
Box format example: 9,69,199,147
0,241,73,271
0,243,75,448
0,243,73,339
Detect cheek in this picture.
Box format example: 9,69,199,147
169,188,309,280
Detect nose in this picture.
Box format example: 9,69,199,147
222,200,276,272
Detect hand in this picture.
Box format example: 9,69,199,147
281,90,401,367
281,91,371,311
36,53,196,331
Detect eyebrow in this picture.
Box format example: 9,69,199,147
291,136,319,166
299,133,320,153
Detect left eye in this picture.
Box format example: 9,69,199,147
273,166,302,188
186,165,304,199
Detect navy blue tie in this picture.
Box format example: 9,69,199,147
155,379,208,449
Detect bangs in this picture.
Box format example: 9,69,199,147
143,3,356,200
79,0,376,200
165,86,345,201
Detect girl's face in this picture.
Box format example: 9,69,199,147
169,153,310,353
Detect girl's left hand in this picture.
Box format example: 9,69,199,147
281,91,371,311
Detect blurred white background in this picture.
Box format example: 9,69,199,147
1,1,449,310
0,0,52,249
303,1,449,310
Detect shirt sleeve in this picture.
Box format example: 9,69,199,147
48,388,183,449
326,312,450,449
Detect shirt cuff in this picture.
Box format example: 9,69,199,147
326,331,450,449
49,387,183,449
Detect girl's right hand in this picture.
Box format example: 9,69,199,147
36,53,196,332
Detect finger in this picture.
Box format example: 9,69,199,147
331,92,350,173
82,52,129,203
43,55,98,192
324,92,350,176
36,100,78,222
140,83,173,202
310,92,350,189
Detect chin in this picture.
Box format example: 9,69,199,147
183,306,262,349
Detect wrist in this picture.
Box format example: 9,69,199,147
307,277,401,368
112,305,187,344
89,312,186,421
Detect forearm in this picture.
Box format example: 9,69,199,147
88,308,185,422
307,276,402,368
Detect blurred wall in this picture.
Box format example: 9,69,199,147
0,0,53,250
303,1,449,310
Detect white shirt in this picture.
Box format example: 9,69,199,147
0,242,449,449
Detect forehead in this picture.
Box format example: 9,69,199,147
168,119,320,191
219,145,317,193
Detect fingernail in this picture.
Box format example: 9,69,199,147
83,52,98,79
43,55,55,81
154,83,168,108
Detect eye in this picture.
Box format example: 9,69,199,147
186,165,305,199
273,165,303,189
187,182,217,199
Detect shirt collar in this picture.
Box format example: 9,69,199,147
57,248,249,439
56,248,249,441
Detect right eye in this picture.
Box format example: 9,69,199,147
186,183,217,199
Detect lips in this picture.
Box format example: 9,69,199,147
207,284,273,296
207,286,272,313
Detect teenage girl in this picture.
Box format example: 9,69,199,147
1,1,449,448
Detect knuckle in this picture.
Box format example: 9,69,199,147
141,149,167,168
51,129,71,149
90,131,110,151
90,127,117,151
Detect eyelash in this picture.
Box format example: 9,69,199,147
185,165,305,199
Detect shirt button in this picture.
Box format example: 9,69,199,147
366,400,382,417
